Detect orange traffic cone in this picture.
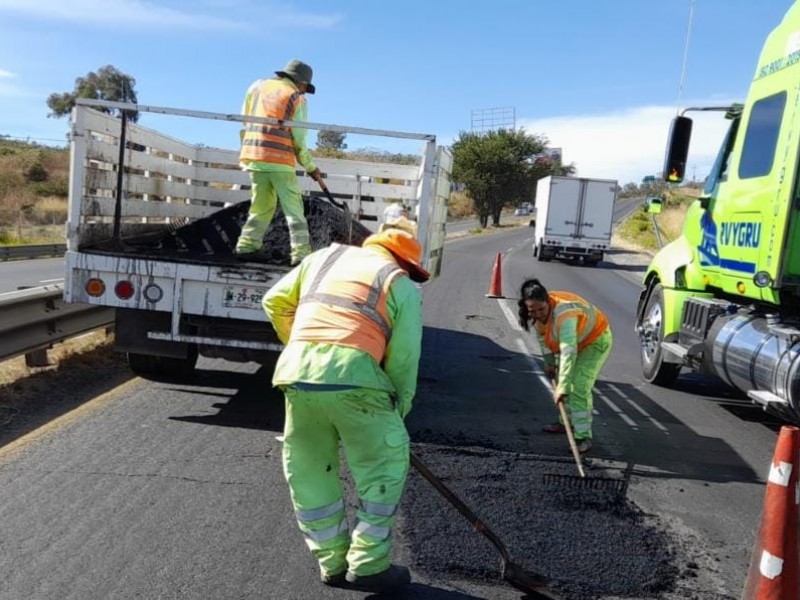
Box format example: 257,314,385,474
486,252,504,298
742,425,800,600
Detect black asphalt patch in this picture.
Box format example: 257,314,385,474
91,195,373,265
400,443,681,600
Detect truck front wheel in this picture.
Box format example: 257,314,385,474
640,284,681,386
128,349,198,381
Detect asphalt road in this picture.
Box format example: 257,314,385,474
0,206,775,599
0,257,64,292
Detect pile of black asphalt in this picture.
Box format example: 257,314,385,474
102,195,372,265
399,438,682,600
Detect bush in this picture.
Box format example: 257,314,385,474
26,162,49,182
29,178,68,198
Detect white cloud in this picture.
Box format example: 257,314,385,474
518,103,735,184
0,0,342,31
0,68,14,78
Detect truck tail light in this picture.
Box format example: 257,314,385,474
85,278,105,297
115,280,135,300
143,283,163,303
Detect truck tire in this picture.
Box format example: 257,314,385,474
128,348,198,381
536,242,550,262
639,283,681,386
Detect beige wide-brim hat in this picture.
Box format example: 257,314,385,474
380,216,418,236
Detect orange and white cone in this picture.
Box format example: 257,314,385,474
741,425,800,600
485,252,504,298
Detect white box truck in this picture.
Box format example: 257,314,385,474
532,175,617,266
64,99,451,379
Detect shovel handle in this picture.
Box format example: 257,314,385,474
557,401,586,478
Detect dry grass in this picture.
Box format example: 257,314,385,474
617,187,696,252
31,196,68,225
448,192,474,219
0,331,114,386
0,331,127,403
656,206,687,240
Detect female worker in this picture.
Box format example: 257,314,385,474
517,278,613,454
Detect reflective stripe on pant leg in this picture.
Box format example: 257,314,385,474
274,171,311,261
283,387,349,576
331,388,409,577
237,171,278,252
569,329,613,440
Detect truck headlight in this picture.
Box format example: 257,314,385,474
754,271,772,288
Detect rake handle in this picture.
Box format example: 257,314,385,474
557,401,586,478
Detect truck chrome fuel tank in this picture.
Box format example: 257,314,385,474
706,312,800,417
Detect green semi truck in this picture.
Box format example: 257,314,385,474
636,1,800,422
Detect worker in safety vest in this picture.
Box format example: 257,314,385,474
517,278,613,454
262,229,427,593
236,59,323,265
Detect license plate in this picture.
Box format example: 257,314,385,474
222,286,268,309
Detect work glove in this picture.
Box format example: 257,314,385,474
544,365,557,382
308,167,324,183
394,395,412,419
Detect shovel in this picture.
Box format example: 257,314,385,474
410,452,561,599
315,176,353,244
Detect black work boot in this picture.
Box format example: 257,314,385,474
345,564,411,592
576,438,592,454
320,571,347,588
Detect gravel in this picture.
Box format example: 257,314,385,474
108,196,374,264
400,443,683,600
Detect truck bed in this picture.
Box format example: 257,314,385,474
81,195,373,267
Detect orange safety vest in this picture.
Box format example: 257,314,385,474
289,245,406,363
537,291,609,354
239,78,303,167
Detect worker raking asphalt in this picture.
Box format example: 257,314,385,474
398,442,706,600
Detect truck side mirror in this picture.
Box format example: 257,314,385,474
663,116,692,184
645,197,663,214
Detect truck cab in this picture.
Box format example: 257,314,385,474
636,1,800,422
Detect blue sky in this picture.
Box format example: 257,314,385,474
0,0,793,183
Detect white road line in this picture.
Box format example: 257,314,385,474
514,338,552,389
605,382,669,433
596,390,638,429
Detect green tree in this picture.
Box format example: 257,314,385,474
47,65,139,122
317,130,347,151
452,128,570,227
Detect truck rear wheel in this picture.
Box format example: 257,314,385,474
640,284,681,386
536,242,550,262
128,349,198,381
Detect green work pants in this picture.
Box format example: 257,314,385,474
282,386,410,578
236,170,311,263
558,329,613,440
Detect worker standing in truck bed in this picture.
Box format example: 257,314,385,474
236,59,324,266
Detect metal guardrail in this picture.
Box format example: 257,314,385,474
0,285,114,366
0,244,67,261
